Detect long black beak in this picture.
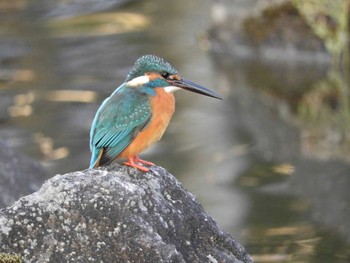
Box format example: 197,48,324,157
170,78,223,100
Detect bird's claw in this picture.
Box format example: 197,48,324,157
123,156,154,172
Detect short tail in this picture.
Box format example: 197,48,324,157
89,147,103,168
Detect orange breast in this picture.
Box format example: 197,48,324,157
118,88,175,158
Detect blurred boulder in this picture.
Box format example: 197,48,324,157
208,0,336,63
0,141,48,208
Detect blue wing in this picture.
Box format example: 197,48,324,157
89,84,152,168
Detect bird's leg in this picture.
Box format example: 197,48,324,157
123,156,149,172
134,156,155,166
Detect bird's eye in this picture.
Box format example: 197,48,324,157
161,71,170,79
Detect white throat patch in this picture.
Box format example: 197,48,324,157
126,76,150,87
164,86,181,93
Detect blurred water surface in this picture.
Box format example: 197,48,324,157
1,0,350,261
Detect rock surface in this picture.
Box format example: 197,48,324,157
0,164,252,263
0,141,48,208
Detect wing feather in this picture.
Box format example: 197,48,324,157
89,85,152,167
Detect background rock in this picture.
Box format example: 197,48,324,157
208,0,333,63
0,141,48,208
0,164,252,263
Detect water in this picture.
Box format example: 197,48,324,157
1,0,350,261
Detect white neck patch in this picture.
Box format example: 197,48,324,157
127,76,181,93
164,86,181,93
126,76,150,87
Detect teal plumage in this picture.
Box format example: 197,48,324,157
89,85,152,168
125,55,178,82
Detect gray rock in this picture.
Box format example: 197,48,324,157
0,164,252,263
0,141,48,208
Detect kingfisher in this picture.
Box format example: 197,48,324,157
89,55,222,172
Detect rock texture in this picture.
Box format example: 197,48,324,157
0,164,252,263
0,141,48,208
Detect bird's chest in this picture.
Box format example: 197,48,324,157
151,88,175,124
148,88,175,139
117,88,175,158
132,88,175,153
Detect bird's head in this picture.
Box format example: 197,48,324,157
125,55,222,99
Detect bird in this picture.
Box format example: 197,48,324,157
89,55,222,172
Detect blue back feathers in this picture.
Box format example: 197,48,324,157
89,85,152,168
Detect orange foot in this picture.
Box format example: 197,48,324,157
123,156,154,172
134,156,154,166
